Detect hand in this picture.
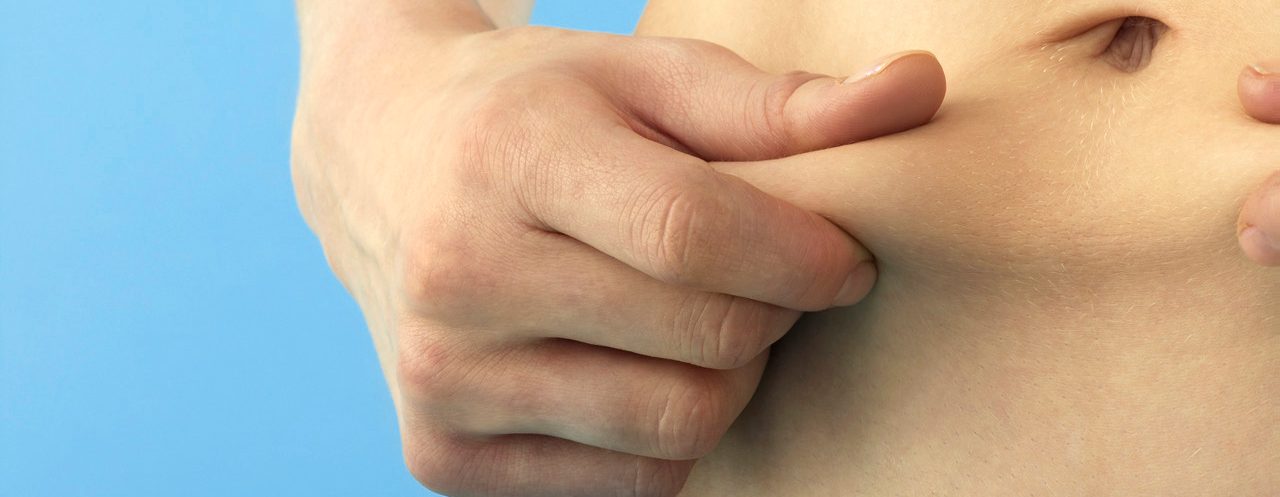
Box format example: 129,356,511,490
1237,61,1279,266
290,5,946,496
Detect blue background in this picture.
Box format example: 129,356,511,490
0,2,646,496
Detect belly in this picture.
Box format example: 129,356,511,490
635,1,1280,495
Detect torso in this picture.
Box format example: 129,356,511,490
635,1,1280,495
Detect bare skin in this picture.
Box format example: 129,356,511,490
292,0,1280,495
292,1,945,495
639,0,1279,494
1238,61,1280,265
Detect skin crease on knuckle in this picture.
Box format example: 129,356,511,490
398,82,571,320
647,372,728,460
394,32,748,496
692,294,768,370
628,171,736,287
297,18,768,496
752,71,830,157
617,36,814,160
669,291,736,369
296,6,1278,497
396,206,528,328
395,323,473,410
670,291,774,370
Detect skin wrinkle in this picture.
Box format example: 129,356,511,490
642,0,1280,495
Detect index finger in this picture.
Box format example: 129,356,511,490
525,121,876,311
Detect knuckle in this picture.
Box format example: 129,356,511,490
633,177,730,286
398,230,489,321
454,70,580,168
403,433,474,496
455,72,586,213
396,335,463,405
456,83,538,169
649,375,729,459
752,71,822,154
675,294,768,370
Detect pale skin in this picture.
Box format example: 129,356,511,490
291,1,1280,495
1239,66,1280,265
648,2,1278,493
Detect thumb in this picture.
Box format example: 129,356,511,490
1239,60,1280,124
1238,171,1280,266
609,41,947,161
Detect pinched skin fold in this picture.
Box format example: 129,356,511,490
639,0,1280,495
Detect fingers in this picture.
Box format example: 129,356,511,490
1239,61,1280,124
412,230,802,369
707,131,918,239
1237,61,1280,266
1238,171,1280,266
403,429,694,497
399,337,766,462
604,41,947,161
524,123,877,311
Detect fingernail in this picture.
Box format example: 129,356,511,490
834,261,877,307
1248,60,1279,76
1241,226,1280,258
844,50,932,85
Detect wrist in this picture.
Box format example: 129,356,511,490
295,0,492,78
